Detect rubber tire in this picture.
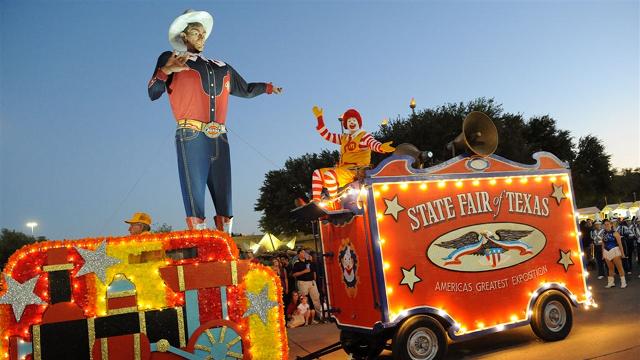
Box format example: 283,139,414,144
530,290,573,341
340,330,386,359
392,315,447,360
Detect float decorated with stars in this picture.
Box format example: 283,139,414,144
0,231,287,359
298,111,594,360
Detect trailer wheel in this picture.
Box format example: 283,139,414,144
393,315,447,360
531,290,573,341
340,330,386,359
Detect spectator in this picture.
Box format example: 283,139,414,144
272,258,289,298
285,290,300,321
619,218,635,275
291,249,323,321
590,220,606,279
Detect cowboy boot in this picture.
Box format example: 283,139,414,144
605,276,615,288
186,217,206,230
621,277,627,289
214,216,233,234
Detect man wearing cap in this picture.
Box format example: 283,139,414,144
125,212,152,236
148,10,282,233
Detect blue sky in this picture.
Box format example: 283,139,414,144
1,0,638,240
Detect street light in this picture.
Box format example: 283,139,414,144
26,222,38,235
410,97,416,116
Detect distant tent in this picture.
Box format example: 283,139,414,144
258,233,283,252
577,207,600,221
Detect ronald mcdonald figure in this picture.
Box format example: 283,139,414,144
310,106,394,202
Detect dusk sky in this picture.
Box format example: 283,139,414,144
1,0,638,240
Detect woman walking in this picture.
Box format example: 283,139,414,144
602,219,627,289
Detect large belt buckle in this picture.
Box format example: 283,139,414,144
203,122,226,138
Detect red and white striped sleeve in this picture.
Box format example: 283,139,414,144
316,123,342,145
359,132,384,152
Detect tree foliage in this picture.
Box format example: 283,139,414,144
572,135,613,207
0,229,46,270
154,223,173,233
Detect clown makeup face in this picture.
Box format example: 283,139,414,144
341,246,355,283
344,117,360,134
181,23,206,53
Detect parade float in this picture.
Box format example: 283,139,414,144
0,231,287,360
294,111,595,360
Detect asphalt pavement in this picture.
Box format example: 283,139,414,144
287,269,640,359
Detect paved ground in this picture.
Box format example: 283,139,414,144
287,270,640,359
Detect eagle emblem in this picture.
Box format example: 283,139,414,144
437,230,533,267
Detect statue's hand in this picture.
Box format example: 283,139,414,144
160,51,190,75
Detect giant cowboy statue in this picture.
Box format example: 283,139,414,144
148,9,282,233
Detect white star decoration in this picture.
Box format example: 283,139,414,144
557,249,574,272
384,195,405,221
0,274,44,321
550,183,567,205
243,284,278,325
400,265,422,292
75,240,121,284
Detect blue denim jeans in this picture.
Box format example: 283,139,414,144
175,128,232,219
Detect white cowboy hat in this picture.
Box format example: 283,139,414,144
168,9,214,52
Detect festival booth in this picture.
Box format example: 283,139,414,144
294,112,595,360
0,231,288,359
577,207,600,221
602,202,635,219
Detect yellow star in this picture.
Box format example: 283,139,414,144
550,183,567,205
557,249,574,272
384,195,405,221
400,265,422,292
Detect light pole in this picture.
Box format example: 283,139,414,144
26,222,38,235
410,98,416,116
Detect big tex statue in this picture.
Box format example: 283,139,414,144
148,9,282,233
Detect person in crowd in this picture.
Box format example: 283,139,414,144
124,212,152,235
633,217,640,277
619,218,635,275
590,220,606,279
285,290,300,321
580,219,594,269
291,249,323,321
601,219,627,289
272,258,289,298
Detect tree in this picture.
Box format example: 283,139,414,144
523,115,575,163
571,135,613,208
0,229,46,270
154,223,173,233
255,150,339,235
609,168,640,206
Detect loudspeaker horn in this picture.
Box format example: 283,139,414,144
446,111,498,157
